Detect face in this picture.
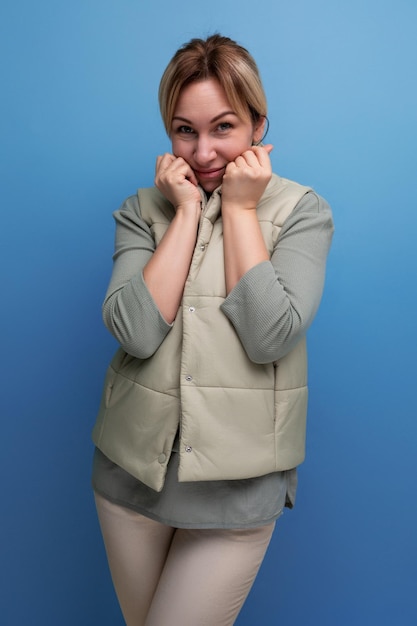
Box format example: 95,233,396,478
170,78,264,193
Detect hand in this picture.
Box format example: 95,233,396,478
222,144,273,211
155,153,201,211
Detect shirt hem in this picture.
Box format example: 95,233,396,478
92,483,284,530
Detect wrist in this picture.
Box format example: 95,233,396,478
221,202,258,216
174,199,201,223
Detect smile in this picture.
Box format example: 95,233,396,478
194,167,225,179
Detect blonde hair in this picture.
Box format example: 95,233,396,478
158,34,267,134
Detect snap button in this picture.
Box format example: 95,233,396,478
199,244,206,251
185,445,192,453
158,453,167,464
185,375,193,382
189,306,195,313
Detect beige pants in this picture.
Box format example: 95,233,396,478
94,493,275,626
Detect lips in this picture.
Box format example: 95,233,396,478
194,166,225,179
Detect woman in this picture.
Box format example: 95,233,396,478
92,34,333,625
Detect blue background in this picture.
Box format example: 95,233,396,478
1,1,416,624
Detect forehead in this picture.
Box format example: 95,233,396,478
174,78,233,118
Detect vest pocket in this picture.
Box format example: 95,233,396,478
104,366,116,408
274,387,308,470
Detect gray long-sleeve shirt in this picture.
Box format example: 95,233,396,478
92,188,333,529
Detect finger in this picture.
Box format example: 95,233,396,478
170,157,199,187
155,155,163,173
262,143,274,154
186,169,199,187
156,153,175,174
169,157,193,178
251,143,273,152
234,154,250,167
224,161,237,175
250,144,273,167
239,150,261,166
233,150,263,172
251,144,273,157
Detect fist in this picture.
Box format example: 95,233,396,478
222,144,273,210
155,153,201,209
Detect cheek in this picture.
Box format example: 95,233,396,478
223,134,254,160
171,138,190,159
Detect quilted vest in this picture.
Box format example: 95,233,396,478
92,174,311,492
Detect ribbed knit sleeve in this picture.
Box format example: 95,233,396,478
102,195,172,358
220,191,334,364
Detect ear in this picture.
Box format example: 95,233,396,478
252,116,266,145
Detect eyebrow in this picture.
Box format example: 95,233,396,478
172,111,238,124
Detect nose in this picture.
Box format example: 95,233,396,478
194,135,216,164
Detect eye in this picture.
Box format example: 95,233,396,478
216,122,233,132
177,125,195,135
